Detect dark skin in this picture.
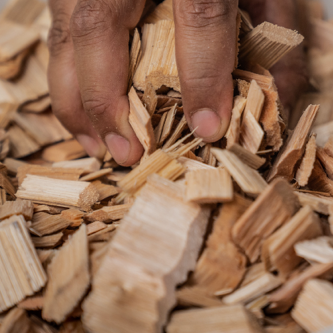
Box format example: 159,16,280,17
48,0,307,166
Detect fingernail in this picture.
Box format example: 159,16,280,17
76,134,106,158
105,133,130,164
191,109,221,139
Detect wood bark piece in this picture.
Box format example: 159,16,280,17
223,273,282,305
308,159,333,196
296,191,333,215
0,20,39,61
0,215,47,312
42,224,90,324
292,279,333,333
239,22,304,69
296,133,317,186
0,307,31,333
32,232,63,248
133,20,180,92
317,147,333,180
234,69,282,151
267,105,319,182
53,157,101,174
268,262,333,313
295,237,333,264
211,148,267,197
243,80,265,121
41,139,86,162
167,305,263,333
192,195,251,295
0,198,33,221
232,179,300,263
17,164,84,185
239,112,265,153
16,175,99,211
31,212,72,236
128,29,141,91
85,204,132,223
185,168,233,204
228,143,266,169
128,87,156,154
262,206,323,278
14,111,71,146
83,174,210,333
225,96,247,148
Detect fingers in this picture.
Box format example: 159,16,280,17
70,0,146,166
173,0,239,142
48,0,106,158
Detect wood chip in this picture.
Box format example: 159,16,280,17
232,179,300,263
296,191,333,215
308,159,333,196
243,80,265,121
16,175,99,211
127,28,141,91
317,146,333,180
80,168,112,182
211,148,267,197
86,221,107,236
0,198,33,221
0,307,31,333
0,215,47,312
53,157,102,174
42,224,90,324
32,232,63,248
85,204,132,223
185,168,233,204
31,212,71,236
228,143,266,169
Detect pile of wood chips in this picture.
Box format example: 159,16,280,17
0,0,333,332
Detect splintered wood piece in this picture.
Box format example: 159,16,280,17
308,159,333,196
91,180,119,201
185,168,233,204
198,144,216,167
292,279,333,333
295,237,333,264
317,147,333,180
53,157,102,174
0,199,33,221
0,20,39,61
296,192,333,215
232,179,300,263
17,164,84,185
234,69,282,151
157,104,177,145
296,134,317,186
128,29,141,91
115,149,185,202
178,156,216,172
41,139,86,162
14,111,71,146
167,305,264,333
0,307,31,333
229,143,265,169
243,80,265,121
239,21,304,69
142,82,158,115
240,111,264,154
80,168,112,182
18,295,44,311
86,221,107,236
85,204,132,223
21,95,51,113
0,215,47,312
176,286,223,308
163,115,187,149
60,208,84,227
8,124,40,158
16,175,99,211
0,0,46,24
32,232,63,249
225,96,247,148
267,105,319,182
144,0,173,24
128,87,156,154
192,195,251,295
0,173,15,199
262,206,322,278
87,224,117,243
42,224,90,324
133,20,180,92
211,148,267,197
31,212,72,236
83,174,210,333
268,262,333,314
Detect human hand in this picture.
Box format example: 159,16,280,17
48,0,306,167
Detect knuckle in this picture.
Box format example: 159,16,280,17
177,0,236,28
48,11,71,56
70,0,119,39
82,97,110,119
